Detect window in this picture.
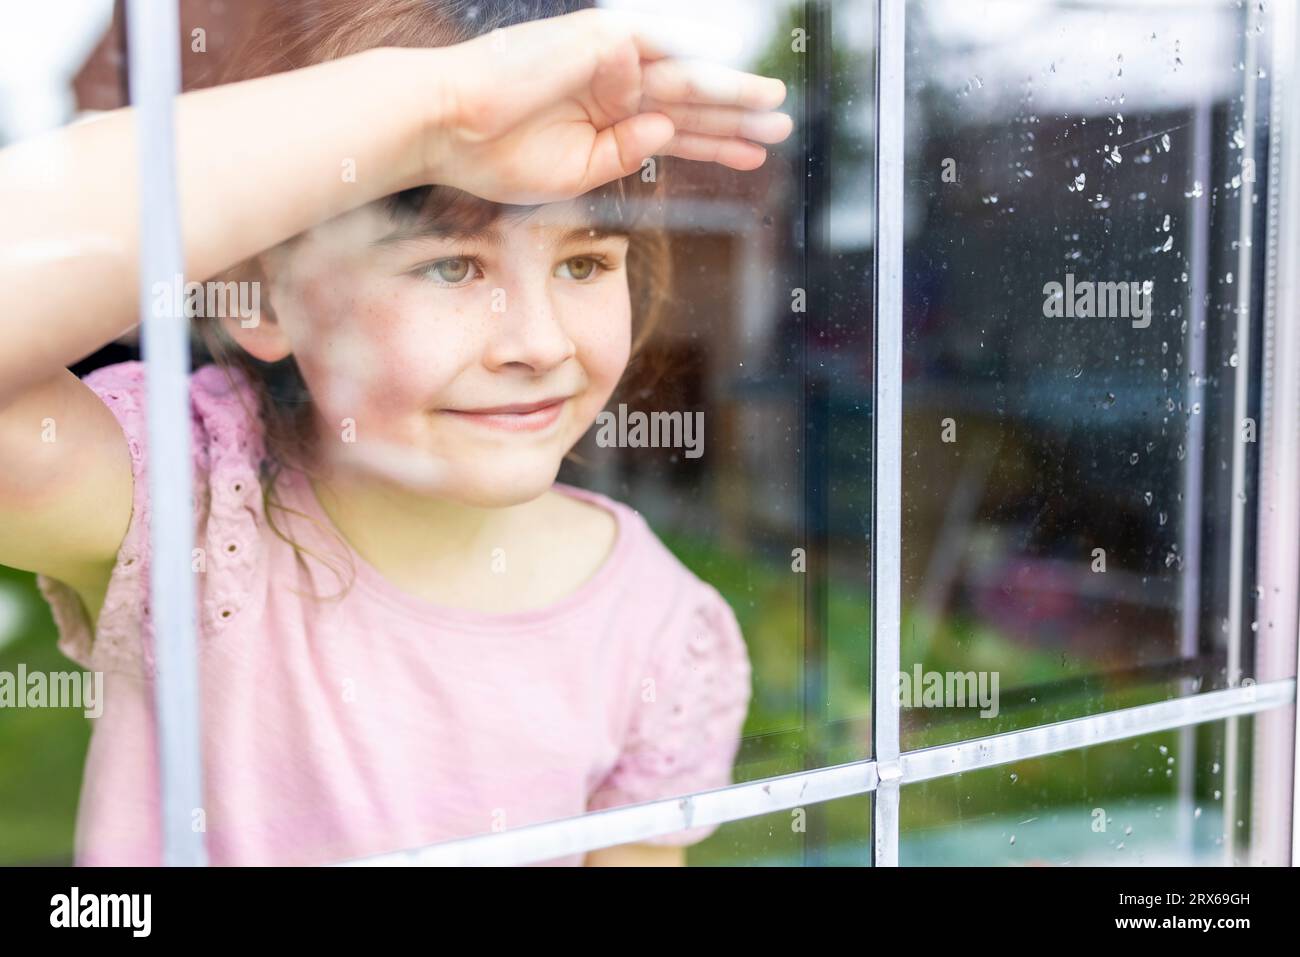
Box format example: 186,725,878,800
0,0,1294,868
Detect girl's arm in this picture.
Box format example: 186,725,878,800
0,46,429,406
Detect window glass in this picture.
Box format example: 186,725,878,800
0,0,1292,869
900,0,1274,750
901,715,1265,865
0,0,868,865
583,0,882,787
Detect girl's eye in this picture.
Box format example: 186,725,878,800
557,256,603,281
422,257,477,285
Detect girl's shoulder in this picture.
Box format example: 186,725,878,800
79,359,267,472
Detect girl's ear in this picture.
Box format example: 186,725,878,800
218,254,292,362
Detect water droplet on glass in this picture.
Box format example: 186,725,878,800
1229,353,1239,367
1233,127,1246,149
1161,235,1173,252
1161,133,1172,151
1184,180,1203,198
1159,511,1168,526
1070,172,1086,192
1162,214,1171,232
1143,491,1153,505
1130,452,1140,465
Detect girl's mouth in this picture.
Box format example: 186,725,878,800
440,397,568,432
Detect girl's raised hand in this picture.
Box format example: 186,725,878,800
410,8,793,204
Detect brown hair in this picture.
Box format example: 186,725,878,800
193,0,674,591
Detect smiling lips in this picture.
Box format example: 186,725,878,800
441,397,568,432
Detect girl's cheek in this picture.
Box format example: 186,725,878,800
283,271,381,416
573,294,632,395
372,292,481,410
280,270,437,424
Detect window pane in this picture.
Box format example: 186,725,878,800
3,0,880,865
576,0,881,789
901,714,1271,865
900,0,1276,749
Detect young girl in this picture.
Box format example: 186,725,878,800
0,1,791,866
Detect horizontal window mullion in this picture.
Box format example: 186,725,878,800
337,680,1293,867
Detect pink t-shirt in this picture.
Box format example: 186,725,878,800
37,361,752,866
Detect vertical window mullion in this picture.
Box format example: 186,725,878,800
871,0,905,868
1223,0,1265,867
126,0,207,867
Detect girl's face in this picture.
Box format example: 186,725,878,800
233,199,633,507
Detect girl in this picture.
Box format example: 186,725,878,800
0,0,792,866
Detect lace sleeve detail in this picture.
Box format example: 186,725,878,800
35,361,267,679
588,583,753,847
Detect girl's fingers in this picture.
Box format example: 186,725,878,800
642,100,793,144
642,58,787,111
662,131,769,171
584,112,677,188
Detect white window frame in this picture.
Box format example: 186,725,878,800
128,0,1299,868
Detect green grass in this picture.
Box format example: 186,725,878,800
0,565,90,864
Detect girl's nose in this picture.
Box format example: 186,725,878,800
480,282,576,373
